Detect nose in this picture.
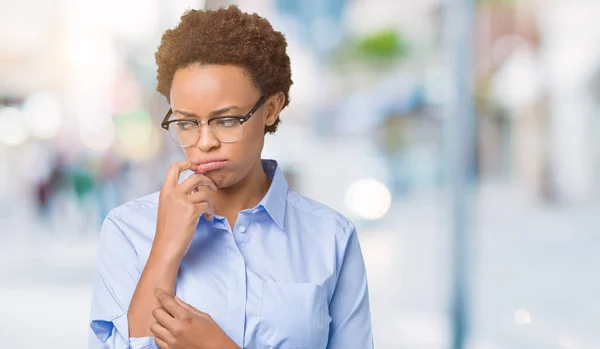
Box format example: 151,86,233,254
195,124,220,152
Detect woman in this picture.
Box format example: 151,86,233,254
89,6,373,349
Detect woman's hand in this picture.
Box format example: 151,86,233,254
153,160,217,261
151,289,240,349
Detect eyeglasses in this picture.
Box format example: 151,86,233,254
161,96,266,147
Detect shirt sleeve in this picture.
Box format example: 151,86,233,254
88,209,159,349
327,226,374,349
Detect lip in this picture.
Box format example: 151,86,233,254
194,160,228,174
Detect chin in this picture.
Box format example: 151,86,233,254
206,171,234,189
207,162,253,189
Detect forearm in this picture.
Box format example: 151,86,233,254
128,248,182,337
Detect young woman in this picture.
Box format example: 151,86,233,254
89,6,373,349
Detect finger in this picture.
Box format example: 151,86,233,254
162,160,198,190
152,306,177,332
179,173,217,194
188,190,213,205
150,322,172,348
189,193,215,220
154,288,187,319
175,296,206,317
154,337,170,349
193,202,214,218
201,200,215,221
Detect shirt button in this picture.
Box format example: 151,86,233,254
252,209,259,214
238,225,247,233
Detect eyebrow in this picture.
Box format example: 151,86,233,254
173,105,240,118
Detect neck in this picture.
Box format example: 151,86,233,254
212,159,271,223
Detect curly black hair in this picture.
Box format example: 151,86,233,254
155,5,292,133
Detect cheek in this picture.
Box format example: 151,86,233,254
182,148,195,160
241,122,265,150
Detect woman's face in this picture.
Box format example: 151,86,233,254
169,64,280,188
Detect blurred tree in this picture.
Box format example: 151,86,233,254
355,29,406,61
332,29,408,67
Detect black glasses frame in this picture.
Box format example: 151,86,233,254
160,95,267,131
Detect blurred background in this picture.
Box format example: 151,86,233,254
1,0,600,348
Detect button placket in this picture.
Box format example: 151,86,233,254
225,234,247,346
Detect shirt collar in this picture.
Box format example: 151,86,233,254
183,159,288,229
257,159,287,229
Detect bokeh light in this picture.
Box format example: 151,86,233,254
514,309,532,325
80,120,116,152
557,334,581,349
345,178,392,220
0,107,29,146
22,92,63,139
113,109,160,161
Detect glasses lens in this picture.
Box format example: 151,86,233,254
168,120,199,147
211,118,242,143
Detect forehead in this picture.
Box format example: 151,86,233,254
170,65,257,107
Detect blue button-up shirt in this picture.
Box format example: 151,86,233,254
89,160,373,348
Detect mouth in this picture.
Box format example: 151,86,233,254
195,160,228,174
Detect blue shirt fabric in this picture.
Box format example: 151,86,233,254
89,159,373,349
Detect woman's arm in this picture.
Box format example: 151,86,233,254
327,225,374,348
127,249,182,337
128,160,216,337
89,209,145,348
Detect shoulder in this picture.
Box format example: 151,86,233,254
285,190,363,288
111,191,160,218
101,191,160,244
286,189,356,240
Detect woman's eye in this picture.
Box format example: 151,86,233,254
176,121,195,130
216,118,239,128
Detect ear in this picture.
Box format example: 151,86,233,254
264,92,285,127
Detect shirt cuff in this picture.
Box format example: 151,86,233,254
129,336,160,349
